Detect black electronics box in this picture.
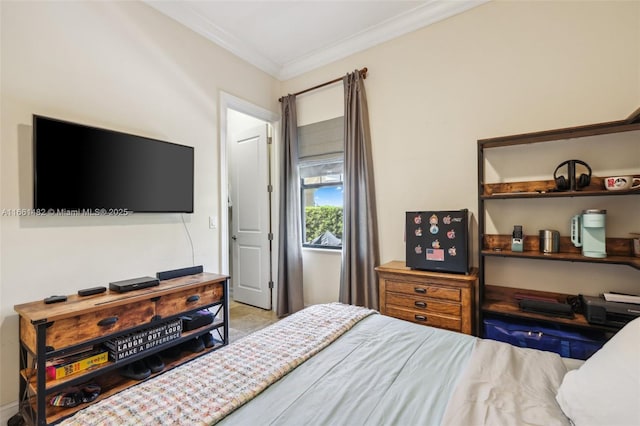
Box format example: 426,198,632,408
181,310,214,331
405,209,470,274
156,265,203,281
109,276,159,293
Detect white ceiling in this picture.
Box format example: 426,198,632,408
145,0,487,80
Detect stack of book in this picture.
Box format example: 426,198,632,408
46,347,108,381
104,318,182,362
603,292,640,304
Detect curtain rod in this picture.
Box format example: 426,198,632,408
278,67,368,102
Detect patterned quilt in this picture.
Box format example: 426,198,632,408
61,303,377,425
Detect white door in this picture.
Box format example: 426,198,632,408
230,124,272,309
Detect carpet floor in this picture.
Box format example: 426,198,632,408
228,299,279,342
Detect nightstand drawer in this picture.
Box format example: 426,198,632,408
45,301,155,350
155,282,223,319
386,280,461,302
385,307,461,332
386,292,461,316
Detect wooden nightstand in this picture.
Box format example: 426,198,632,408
376,261,477,335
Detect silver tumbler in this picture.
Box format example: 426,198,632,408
539,230,560,253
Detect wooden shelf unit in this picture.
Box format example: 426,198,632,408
477,107,640,335
14,272,229,425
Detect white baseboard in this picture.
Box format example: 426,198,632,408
1,401,20,425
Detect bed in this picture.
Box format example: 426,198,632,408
60,303,639,426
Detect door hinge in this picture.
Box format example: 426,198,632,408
267,184,273,193
268,280,274,289
268,232,273,241
267,136,273,145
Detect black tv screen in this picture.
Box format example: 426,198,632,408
33,115,194,213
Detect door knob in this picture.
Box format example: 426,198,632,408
231,235,237,240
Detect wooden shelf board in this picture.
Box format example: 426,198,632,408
481,285,617,331
482,188,640,199
481,249,640,269
477,120,640,148
23,362,113,394
481,177,640,198
481,234,638,269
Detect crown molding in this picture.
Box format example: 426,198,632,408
146,0,488,81
145,1,281,77
278,0,488,80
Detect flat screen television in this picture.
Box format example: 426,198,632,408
33,115,194,213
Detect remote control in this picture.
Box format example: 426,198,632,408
44,295,67,304
78,286,107,297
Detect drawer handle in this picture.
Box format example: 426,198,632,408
97,316,118,327
414,287,426,294
414,301,427,309
414,315,427,322
186,295,200,303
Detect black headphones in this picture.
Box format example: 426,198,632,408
554,159,592,191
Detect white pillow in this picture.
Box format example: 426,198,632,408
556,316,640,426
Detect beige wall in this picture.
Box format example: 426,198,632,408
282,1,640,304
0,1,279,408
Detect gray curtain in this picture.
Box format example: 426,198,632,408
277,95,304,317
339,70,380,309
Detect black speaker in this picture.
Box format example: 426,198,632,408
554,159,591,191
156,265,203,281
109,276,159,293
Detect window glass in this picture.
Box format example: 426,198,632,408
301,174,343,249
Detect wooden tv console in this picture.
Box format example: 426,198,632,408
14,272,229,425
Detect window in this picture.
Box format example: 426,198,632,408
301,171,343,249
298,117,343,249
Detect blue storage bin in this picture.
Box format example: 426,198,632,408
483,316,607,360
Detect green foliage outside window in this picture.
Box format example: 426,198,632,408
305,206,343,244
